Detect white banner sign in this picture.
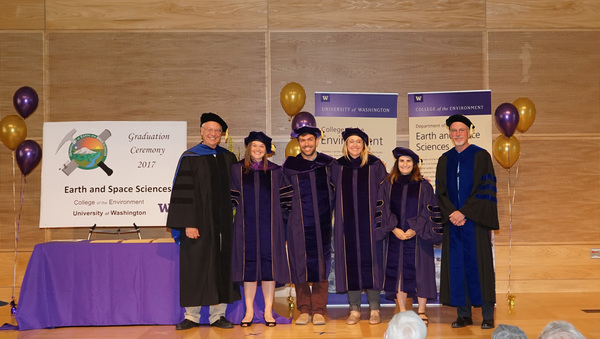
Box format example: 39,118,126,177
315,92,398,171
40,121,187,228
408,90,493,183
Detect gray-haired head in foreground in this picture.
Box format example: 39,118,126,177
384,310,426,339
538,321,586,339
492,324,528,339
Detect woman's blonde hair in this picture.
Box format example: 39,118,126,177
342,138,369,167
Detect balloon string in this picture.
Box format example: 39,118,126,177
507,164,513,295
13,162,25,307
11,153,17,304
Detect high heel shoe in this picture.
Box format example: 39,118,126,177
240,320,252,327
265,320,276,327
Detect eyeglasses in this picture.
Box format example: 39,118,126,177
202,127,222,134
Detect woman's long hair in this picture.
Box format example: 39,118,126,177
243,143,269,174
386,158,423,183
341,139,369,167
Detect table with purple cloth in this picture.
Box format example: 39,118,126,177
15,241,290,330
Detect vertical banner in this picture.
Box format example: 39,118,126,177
408,90,492,183
314,92,398,171
40,121,187,228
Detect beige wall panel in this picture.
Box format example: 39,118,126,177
488,31,600,134
495,244,600,293
46,0,267,30
495,244,600,278
47,32,267,139
487,0,600,29
495,280,600,293
270,32,485,138
0,33,43,137
0,172,44,251
0,0,44,30
493,139,600,244
0,252,30,288
269,0,485,29
0,33,44,251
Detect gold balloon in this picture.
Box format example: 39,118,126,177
513,97,536,133
280,82,306,118
285,138,301,158
0,114,27,150
493,135,520,169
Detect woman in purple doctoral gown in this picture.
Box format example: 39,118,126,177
379,147,443,327
331,128,388,325
230,131,291,327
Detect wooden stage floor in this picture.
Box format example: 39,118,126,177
0,292,597,338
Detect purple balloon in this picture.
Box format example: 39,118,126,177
16,140,42,176
291,111,317,130
494,103,520,137
13,86,39,119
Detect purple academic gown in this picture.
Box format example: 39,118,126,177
281,153,336,284
332,155,387,292
379,175,443,301
230,160,291,284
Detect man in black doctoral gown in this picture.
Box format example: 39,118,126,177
436,114,499,330
167,112,240,330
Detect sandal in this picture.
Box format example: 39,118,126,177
241,315,253,327
418,312,429,327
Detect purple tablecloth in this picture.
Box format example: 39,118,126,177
15,241,290,330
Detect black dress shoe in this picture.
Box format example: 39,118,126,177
451,316,473,328
210,316,234,329
481,319,495,329
175,319,200,330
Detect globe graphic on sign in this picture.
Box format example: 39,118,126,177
68,134,108,170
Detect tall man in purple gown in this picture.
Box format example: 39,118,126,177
167,113,240,330
435,114,499,330
282,126,336,326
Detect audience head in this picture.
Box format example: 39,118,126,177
384,310,426,339
492,324,528,339
538,321,585,339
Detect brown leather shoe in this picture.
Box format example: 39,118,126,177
295,313,311,325
313,314,326,325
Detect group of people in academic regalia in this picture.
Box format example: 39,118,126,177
167,112,499,331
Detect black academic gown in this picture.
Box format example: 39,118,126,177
166,143,240,307
435,144,499,307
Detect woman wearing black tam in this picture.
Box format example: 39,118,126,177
331,128,388,325
230,131,291,327
378,147,442,327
